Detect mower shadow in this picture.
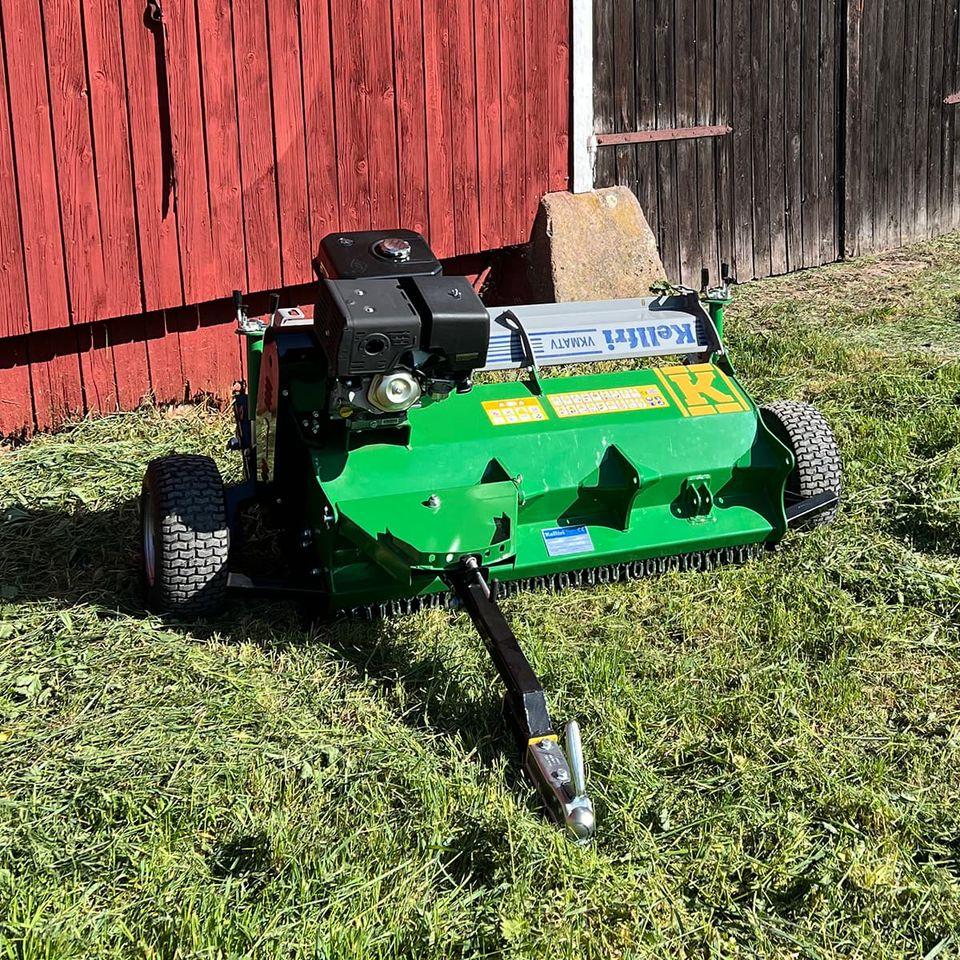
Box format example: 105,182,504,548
301,613,516,768
0,497,517,770
0,499,147,615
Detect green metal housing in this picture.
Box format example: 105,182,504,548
242,327,793,611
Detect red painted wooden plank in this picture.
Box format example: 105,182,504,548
547,0,569,192
27,328,84,430
169,305,207,398
360,0,400,232
497,0,525,245
0,335,31,435
165,0,218,304
75,320,118,414
108,315,152,410
0,13,27,339
196,0,246,292
523,0,549,235
45,0,108,324
1,0,70,331
172,299,241,398
475,0,503,249
267,0,311,285
117,0,183,311
422,0,455,255
330,0,371,232
299,0,340,247
233,0,281,291
145,312,184,403
448,0,480,252
392,0,427,237
82,0,142,319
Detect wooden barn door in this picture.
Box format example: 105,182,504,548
845,0,960,255
592,0,842,286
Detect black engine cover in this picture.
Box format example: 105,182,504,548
407,275,488,373
315,278,421,376
313,229,489,387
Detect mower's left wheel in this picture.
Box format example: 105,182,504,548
760,399,842,529
141,454,229,617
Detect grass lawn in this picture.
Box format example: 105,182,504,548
2,237,960,959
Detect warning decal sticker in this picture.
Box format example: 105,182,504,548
547,385,669,419
481,396,549,426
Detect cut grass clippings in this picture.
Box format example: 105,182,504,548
2,236,960,958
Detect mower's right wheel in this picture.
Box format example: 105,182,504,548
141,454,229,617
760,400,842,529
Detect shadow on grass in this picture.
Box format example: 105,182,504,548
0,497,517,769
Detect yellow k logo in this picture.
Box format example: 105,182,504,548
656,364,748,416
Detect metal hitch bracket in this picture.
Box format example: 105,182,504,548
451,558,596,843
785,490,840,527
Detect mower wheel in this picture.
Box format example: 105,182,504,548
760,400,842,529
141,454,229,616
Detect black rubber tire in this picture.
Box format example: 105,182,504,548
760,400,842,529
141,454,229,616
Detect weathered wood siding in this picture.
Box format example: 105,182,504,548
594,0,841,286
0,0,570,435
845,0,960,255
594,0,960,287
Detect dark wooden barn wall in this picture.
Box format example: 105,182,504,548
0,0,570,436
594,0,841,287
594,0,960,288
845,0,960,255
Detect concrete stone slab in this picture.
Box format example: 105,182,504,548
528,187,666,302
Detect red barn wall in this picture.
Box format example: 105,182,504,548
0,0,570,436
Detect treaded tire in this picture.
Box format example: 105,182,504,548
141,454,229,616
760,400,842,529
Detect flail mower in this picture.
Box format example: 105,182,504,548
140,230,842,842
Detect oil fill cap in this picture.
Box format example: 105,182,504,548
373,237,412,261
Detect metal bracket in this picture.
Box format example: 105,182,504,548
785,491,839,527
594,124,733,147
679,475,714,521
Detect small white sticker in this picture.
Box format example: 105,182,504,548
542,525,594,557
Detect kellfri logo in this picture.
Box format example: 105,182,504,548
602,322,696,352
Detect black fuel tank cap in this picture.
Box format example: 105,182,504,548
372,237,412,261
